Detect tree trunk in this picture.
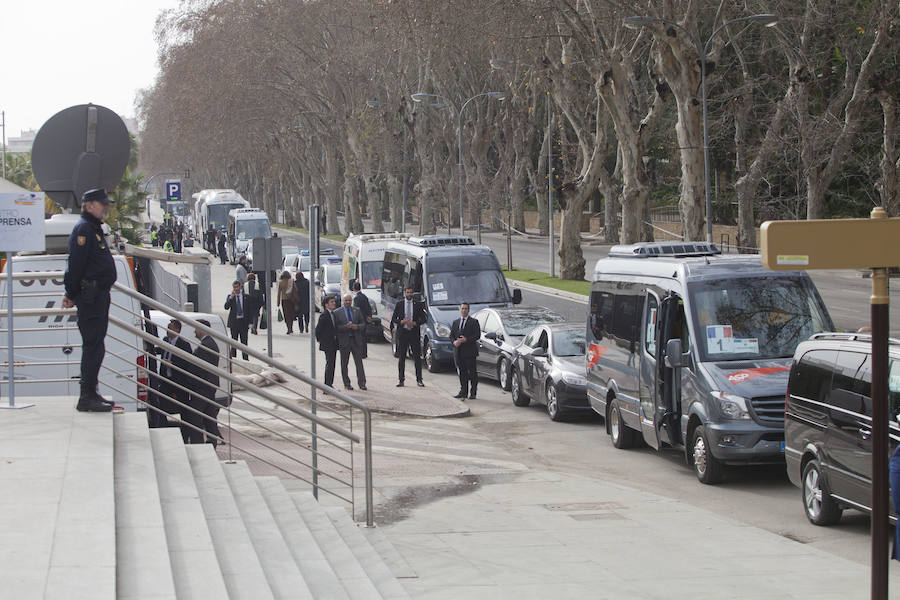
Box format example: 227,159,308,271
325,147,340,236
876,90,898,216
386,174,402,231
366,176,384,232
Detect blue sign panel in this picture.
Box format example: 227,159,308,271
166,180,182,203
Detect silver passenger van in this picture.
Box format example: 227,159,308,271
587,242,834,483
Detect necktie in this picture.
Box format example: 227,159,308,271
236,295,243,318
461,317,466,331
345,307,351,322
330,310,335,327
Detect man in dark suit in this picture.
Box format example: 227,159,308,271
450,302,481,399
189,319,222,446
334,294,367,390
390,286,426,387
156,319,194,434
224,280,251,360
352,281,372,357
217,232,227,264
314,295,339,388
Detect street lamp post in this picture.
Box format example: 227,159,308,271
411,91,505,241
489,58,555,276
624,13,778,243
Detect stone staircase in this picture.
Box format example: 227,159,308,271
0,398,411,599
117,413,412,599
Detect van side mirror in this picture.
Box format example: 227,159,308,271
532,347,548,358
484,331,497,341
665,339,689,368
512,288,522,304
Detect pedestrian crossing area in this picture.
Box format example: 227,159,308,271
223,393,530,478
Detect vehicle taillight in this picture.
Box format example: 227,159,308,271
137,354,148,404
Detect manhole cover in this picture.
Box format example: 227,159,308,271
544,501,625,512
569,512,628,521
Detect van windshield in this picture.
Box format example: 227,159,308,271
688,275,832,362
236,219,271,240
208,203,243,229
360,261,382,289
427,270,508,306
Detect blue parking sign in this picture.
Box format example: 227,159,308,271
166,180,182,203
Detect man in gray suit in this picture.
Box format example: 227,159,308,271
334,294,367,391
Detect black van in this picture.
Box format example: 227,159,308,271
785,333,900,525
588,242,834,483
380,235,521,371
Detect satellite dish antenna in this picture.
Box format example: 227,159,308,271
31,104,130,210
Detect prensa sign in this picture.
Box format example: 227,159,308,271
0,193,46,253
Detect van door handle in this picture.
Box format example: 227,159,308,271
859,428,872,440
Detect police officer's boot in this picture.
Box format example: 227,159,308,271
76,384,113,413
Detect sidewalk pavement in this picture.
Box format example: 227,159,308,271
210,258,469,419
383,468,898,599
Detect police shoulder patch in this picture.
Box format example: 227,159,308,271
77,236,86,246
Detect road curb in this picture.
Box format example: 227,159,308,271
507,279,588,305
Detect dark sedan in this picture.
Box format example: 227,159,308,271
473,306,565,390
510,323,589,421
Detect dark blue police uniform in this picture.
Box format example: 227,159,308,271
64,189,117,409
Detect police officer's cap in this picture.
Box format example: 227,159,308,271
82,188,114,204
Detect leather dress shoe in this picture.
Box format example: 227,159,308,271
359,385,367,391
396,381,404,387
345,385,354,391
76,396,113,412
454,391,467,399
417,380,425,387
468,394,477,400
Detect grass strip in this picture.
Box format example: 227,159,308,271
502,267,590,296
275,224,347,243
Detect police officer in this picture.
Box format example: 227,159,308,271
62,188,118,412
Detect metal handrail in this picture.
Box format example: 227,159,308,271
1,271,375,525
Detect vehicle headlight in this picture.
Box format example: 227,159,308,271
562,373,586,386
435,322,451,338
713,391,750,420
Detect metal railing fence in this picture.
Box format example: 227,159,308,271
0,270,375,525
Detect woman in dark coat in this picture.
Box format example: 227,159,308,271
246,272,264,334
277,271,299,334
294,271,311,333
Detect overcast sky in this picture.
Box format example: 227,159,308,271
2,0,180,138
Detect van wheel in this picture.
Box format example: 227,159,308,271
511,368,529,407
609,400,635,449
498,358,511,391
546,382,564,422
424,341,441,373
691,425,724,484
802,459,842,526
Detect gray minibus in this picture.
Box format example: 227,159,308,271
587,242,834,483
381,235,521,372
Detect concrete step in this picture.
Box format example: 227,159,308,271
291,491,385,600
256,476,351,600
359,524,417,581
149,428,228,599
185,445,274,600
0,397,116,599
113,413,177,600
324,507,412,600
221,461,314,599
